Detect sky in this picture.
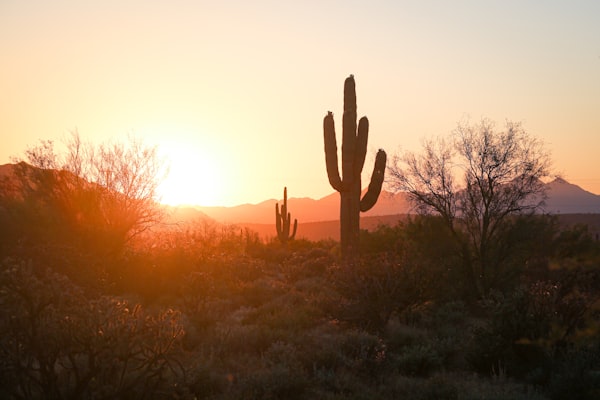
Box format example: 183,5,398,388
1,0,599,206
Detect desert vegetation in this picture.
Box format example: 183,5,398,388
1,111,599,399
1,200,599,399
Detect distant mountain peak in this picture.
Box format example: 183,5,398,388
544,177,600,213
551,176,569,185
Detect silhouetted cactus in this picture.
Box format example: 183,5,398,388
324,75,386,260
275,187,297,244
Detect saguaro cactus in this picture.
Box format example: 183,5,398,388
324,75,387,260
275,187,297,244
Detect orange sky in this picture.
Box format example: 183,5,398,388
2,1,599,206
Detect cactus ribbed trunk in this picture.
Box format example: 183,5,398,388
340,176,361,259
324,75,387,261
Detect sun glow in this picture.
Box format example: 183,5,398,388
157,144,224,207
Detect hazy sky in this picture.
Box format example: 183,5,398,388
2,0,599,206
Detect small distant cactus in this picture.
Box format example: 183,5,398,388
275,187,297,244
324,75,386,260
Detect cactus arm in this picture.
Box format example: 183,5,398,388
324,112,343,191
360,149,387,212
275,202,283,240
291,218,297,239
354,116,369,176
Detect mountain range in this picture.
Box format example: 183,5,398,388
2,163,599,241
190,178,600,224
192,189,411,225
163,178,600,241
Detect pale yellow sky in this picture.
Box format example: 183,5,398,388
1,1,599,206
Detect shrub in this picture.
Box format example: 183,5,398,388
294,325,387,385
384,318,427,353
546,341,600,400
468,266,600,379
226,342,309,400
383,374,458,400
466,286,552,377
456,373,547,400
328,253,424,332
340,329,387,374
182,360,226,399
0,258,186,399
285,247,334,282
392,344,443,377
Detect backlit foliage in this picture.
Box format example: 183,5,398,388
389,118,552,297
8,132,166,253
0,132,598,399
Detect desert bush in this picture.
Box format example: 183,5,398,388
545,341,600,400
178,271,233,342
10,134,166,256
553,223,598,260
392,343,443,377
360,223,405,255
383,318,428,352
230,364,309,400
385,308,471,373
396,216,473,301
380,372,547,400
177,253,270,312
211,317,280,358
456,373,547,400
328,253,425,332
214,341,308,400
467,286,553,377
241,291,322,335
428,301,469,331
382,374,458,400
467,269,600,380
484,215,557,293
285,246,335,282
289,324,388,389
0,257,186,399
339,329,387,375
179,359,226,399
292,323,347,375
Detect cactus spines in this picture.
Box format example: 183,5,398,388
275,187,297,244
324,75,387,260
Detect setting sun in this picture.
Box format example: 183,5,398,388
157,143,224,207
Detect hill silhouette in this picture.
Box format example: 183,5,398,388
194,189,411,225
195,178,600,224
191,178,600,241
543,177,600,214
2,163,599,241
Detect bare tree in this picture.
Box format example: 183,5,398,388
13,132,167,252
388,118,552,296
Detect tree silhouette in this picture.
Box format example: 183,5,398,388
388,118,551,296
11,132,166,253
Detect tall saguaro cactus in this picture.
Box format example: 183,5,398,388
324,75,387,260
275,187,297,244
